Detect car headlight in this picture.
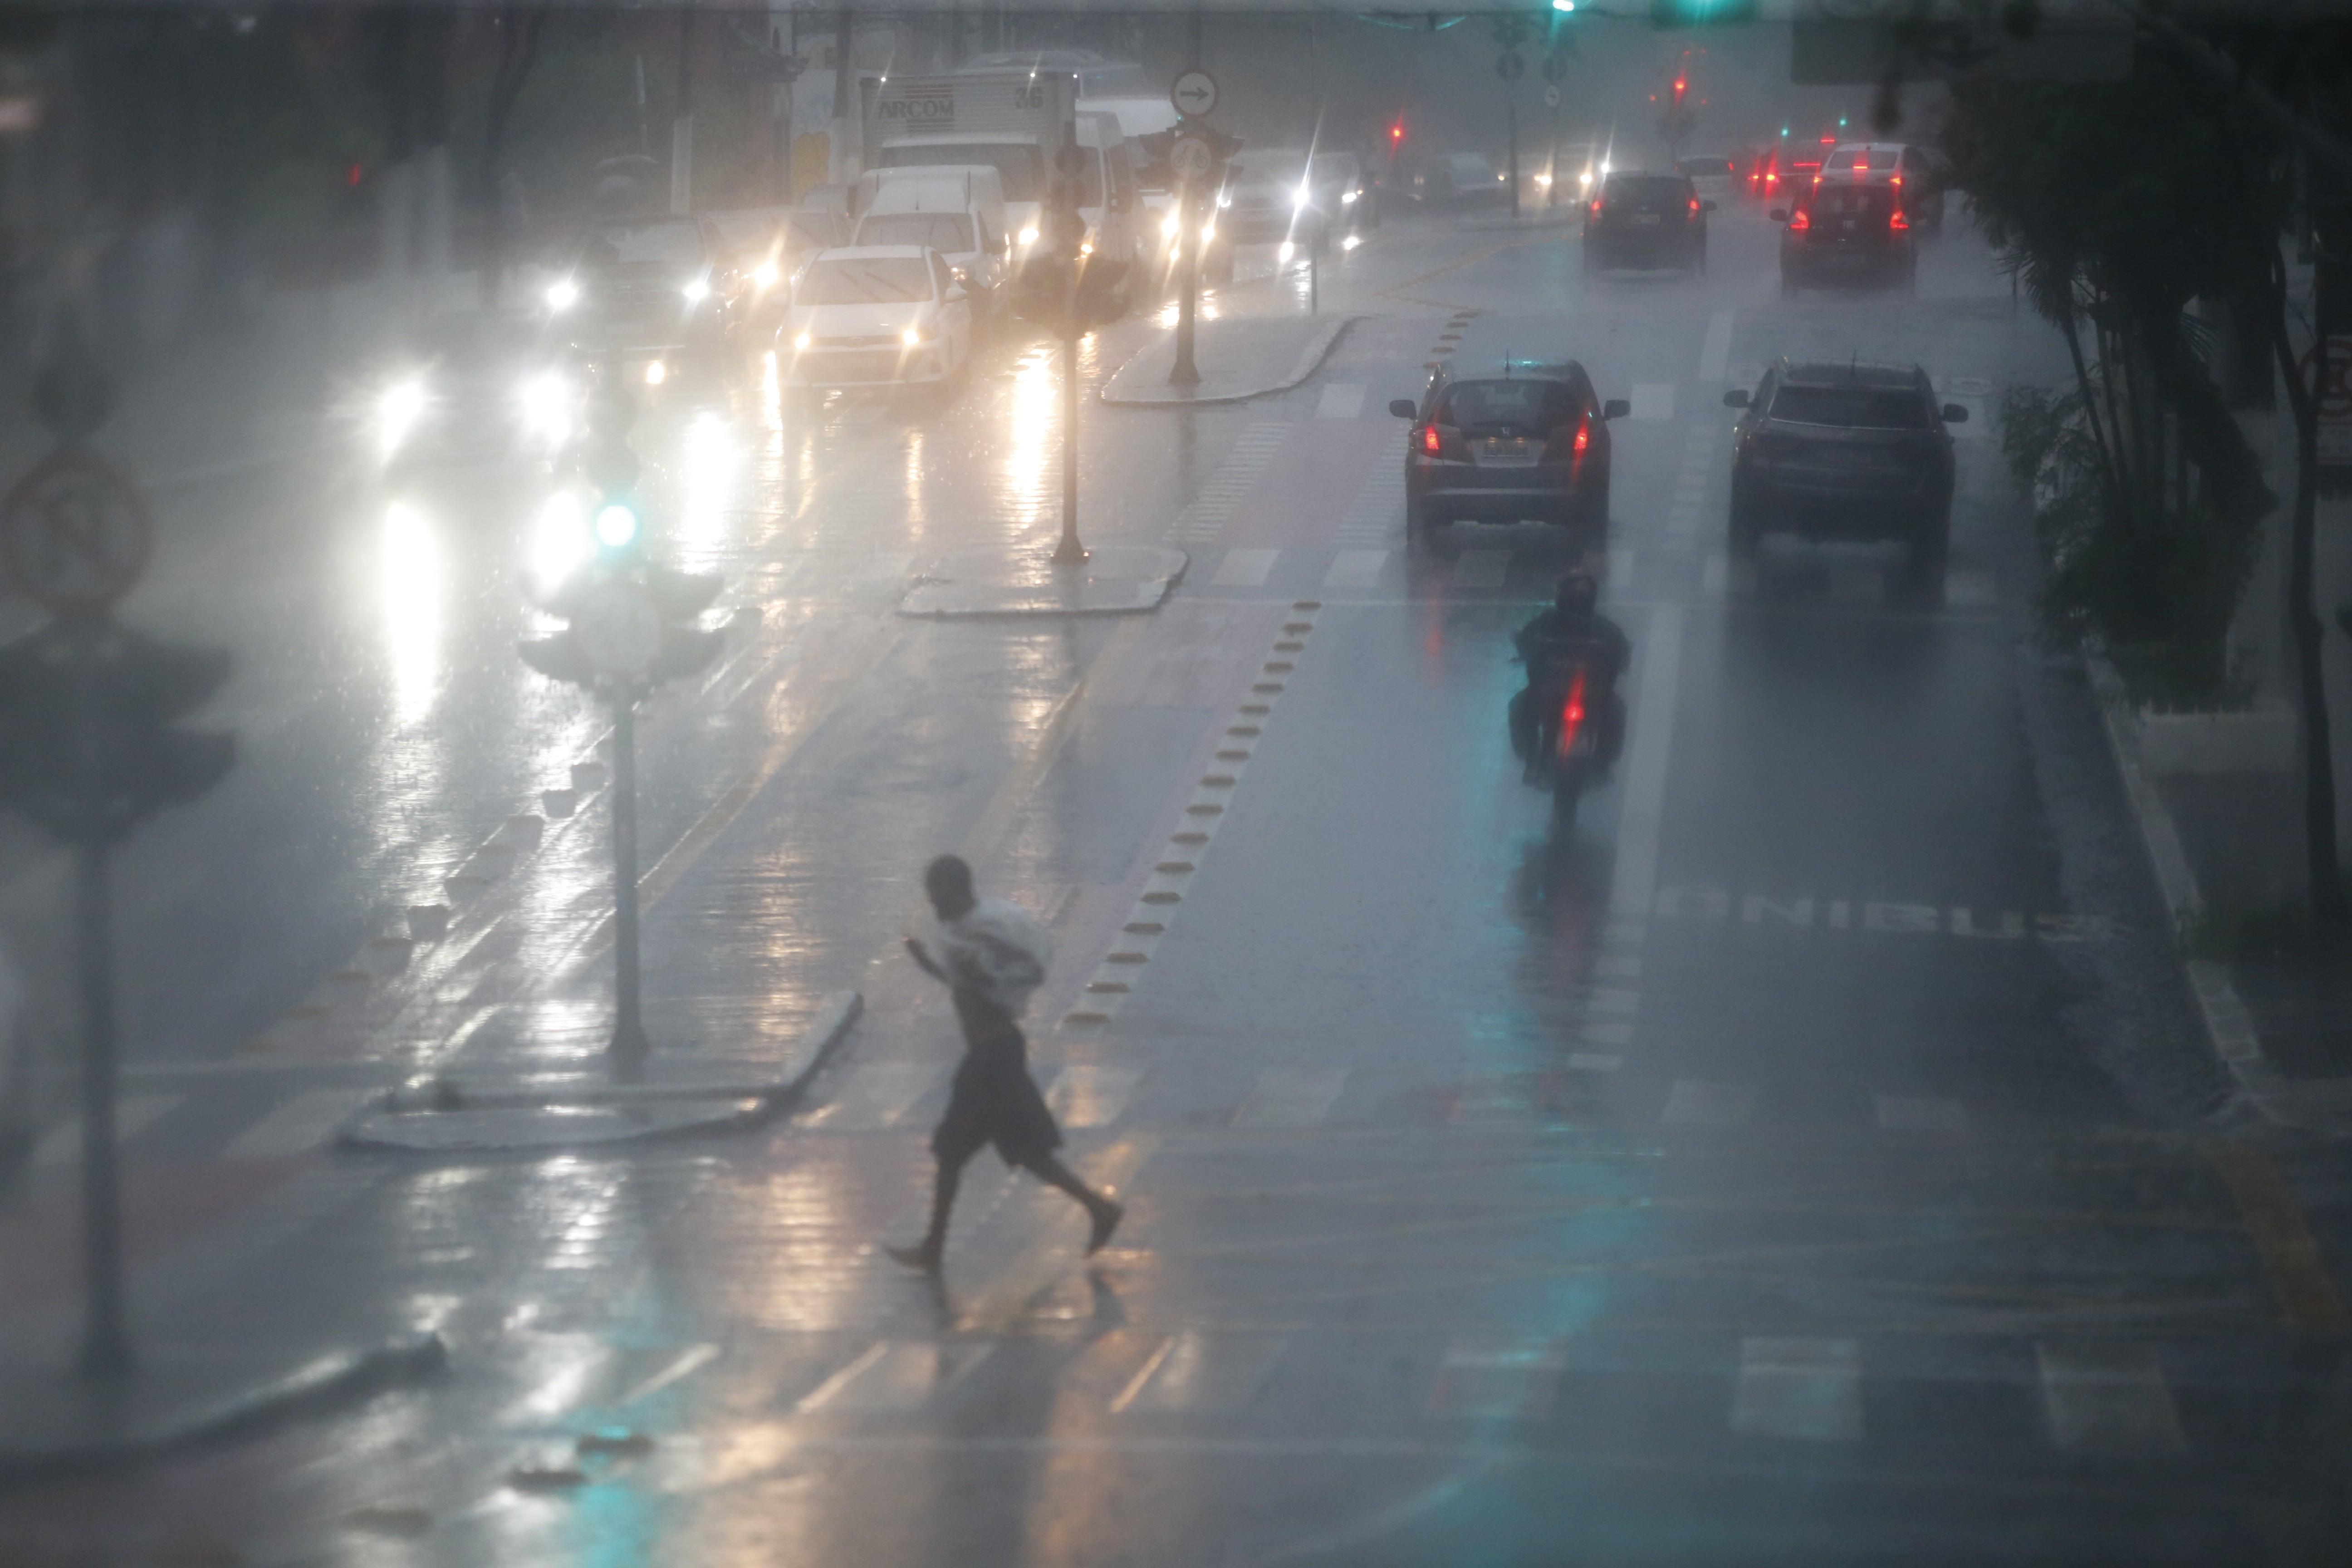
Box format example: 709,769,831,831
1018,225,1039,246
545,278,579,312
902,322,937,346
516,372,570,441
1201,220,1217,241
793,331,811,351
1341,190,1358,204
1162,213,1181,239
681,277,710,303
1293,183,1312,210
753,260,780,289
644,361,667,386
1079,237,1095,256
1216,193,1232,209
377,380,426,456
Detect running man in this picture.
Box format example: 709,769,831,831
887,854,1123,1274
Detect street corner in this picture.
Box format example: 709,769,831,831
1098,316,1360,407
898,546,1189,619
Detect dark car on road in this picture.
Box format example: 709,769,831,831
545,214,747,379
1414,152,1508,206
1774,179,1916,292
1724,358,1968,570
1584,172,1711,274
1389,360,1629,552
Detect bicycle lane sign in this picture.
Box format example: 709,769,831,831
0,449,152,615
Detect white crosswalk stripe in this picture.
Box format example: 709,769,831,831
224,1089,371,1160
1321,549,1387,589
807,1061,946,1131
33,1095,181,1171
1428,1336,1565,1419
1334,461,1405,547
1315,383,1367,419
798,1341,994,1414
1212,548,1278,587
1731,1337,1863,1442
1168,422,1293,544
2036,1342,2188,1459
1042,1064,1143,1129
1111,1331,1288,1414
1233,1068,1349,1129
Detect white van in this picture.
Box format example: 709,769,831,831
853,166,1010,311
1073,109,1144,314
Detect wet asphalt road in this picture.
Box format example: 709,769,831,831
0,198,2347,1566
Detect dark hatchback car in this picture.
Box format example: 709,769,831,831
1584,172,1711,273
1724,358,1968,568
547,214,746,371
1775,181,1916,292
1389,361,1630,550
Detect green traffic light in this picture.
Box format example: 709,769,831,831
594,502,640,550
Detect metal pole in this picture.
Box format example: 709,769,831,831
1508,100,1521,220
609,693,650,1073
1054,272,1086,562
74,828,133,1381
1172,181,1200,386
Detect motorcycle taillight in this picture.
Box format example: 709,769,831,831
1557,669,1588,758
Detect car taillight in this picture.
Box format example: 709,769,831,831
1573,417,1590,457
1688,198,1700,213
1589,199,1603,217
1421,423,1442,454
1787,208,1810,232
1890,208,1910,231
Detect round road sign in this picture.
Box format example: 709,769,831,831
1169,134,1216,183
575,578,662,680
0,449,152,615
1170,68,1219,120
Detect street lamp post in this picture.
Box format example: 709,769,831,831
1055,257,1086,564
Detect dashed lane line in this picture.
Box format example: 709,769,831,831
1322,550,1387,589
1697,308,1735,383
1609,604,1688,923
1169,422,1293,544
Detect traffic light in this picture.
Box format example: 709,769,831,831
0,623,234,842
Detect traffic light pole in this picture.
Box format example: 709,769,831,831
1508,100,1521,220
608,691,651,1074
1054,267,1086,563
1171,182,1200,387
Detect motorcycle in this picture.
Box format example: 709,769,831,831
1517,653,1623,828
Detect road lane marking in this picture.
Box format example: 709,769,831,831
1654,886,2111,942
797,1340,995,1414
1335,464,1404,547
1661,1079,1754,1127
1213,548,1279,588
1730,1337,1862,1442
2205,1141,2350,1331
1110,1331,1288,1414
1315,383,1367,419
1427,1336,1564,1420
1450,549,1509,589
1234,1068,1349,1129
2035,1342,2187,1459
1043,1064,1143,1128
1875,1095,1969,1137
223,1089,370,1160
33,1095,181,1171
1631,383,1676,421
805,1061,947,1131
1170,422,1293,544
1697,309,1735,382
1609,604,1686,921
1322,550,1387,589
955,1132,1160,1334
616,1343,720,1407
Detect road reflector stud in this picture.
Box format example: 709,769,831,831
1124,922,1166,934
542,788,578,819
343,1504,434,1538
1217,749,1250,760
1292,601,1322,610
1263,662,1294,672
1064,1010,1113,1026
1087,982,1131,994
1142,891,1182,904
1251,682,1284,693
407,904,450,941
1201,775,1236,786
1186,805,1224,816
1275,640,1306,651
1171,832,1210,845
1227,725,1262,735
1240,704,1271,715
1108,951,1149,964
508,1465,588,1492
576,1429,655,1458
1156,862,1196,873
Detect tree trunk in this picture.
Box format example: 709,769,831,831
2269,245,2349,929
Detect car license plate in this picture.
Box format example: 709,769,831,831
1479,438,1539,466
1632,212,1662,225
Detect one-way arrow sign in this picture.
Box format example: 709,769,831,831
1170,68,1219,121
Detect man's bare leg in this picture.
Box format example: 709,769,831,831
887,1155,966,1274
1026,1156,1124,1253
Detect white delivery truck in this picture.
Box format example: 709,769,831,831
852,166,1010,314
861,70,1142,314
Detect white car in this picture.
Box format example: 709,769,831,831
780,246,974,389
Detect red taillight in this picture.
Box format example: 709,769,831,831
1787,208,1810,232
1589,199,1603,217
1890,208,1910,231
1420,423,1442,455
1572,417,1590,457
1557,670,1588,757
1688,197,1700,213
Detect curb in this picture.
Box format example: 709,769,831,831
338,990,863,1152
2083,652,2352,1133
0,1332,448,1487
898,545,1189,620
1099,315,1359,407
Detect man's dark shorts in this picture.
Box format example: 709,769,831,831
933,1021,1063,1169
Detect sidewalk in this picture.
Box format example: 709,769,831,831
2085,655,2352,1132
1099,313,1357,407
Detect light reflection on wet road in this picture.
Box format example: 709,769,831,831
0,203,2344,1567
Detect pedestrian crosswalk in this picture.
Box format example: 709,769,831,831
636,1319,2235,1464
1333,461,1404,548
1168,422,1294,544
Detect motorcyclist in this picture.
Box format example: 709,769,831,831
1510,570,1630,779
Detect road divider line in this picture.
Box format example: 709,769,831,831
1610,604,1686,922
2205,1140,2350,1332
1698,308,1735,383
